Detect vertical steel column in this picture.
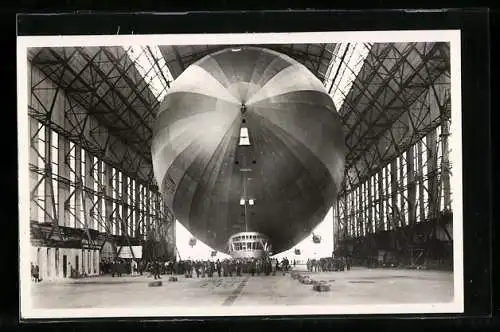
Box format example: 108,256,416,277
440,113,451,211
332,202,338,252
426,128,439,236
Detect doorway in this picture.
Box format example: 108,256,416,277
62,255,67,278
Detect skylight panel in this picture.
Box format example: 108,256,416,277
123,45,174,102
325,43,372,110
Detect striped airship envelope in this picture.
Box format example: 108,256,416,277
152,46,346,254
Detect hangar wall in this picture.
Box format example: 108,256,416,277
28,60,175,279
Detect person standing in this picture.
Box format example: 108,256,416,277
223,260,228,277
34,264,40,282
201,261,206,278
265,258,271,276
216,259,221,277
195,261,200,278
131,260,137,276
31,263,35,282
155,260,162,279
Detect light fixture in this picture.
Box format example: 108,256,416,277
231,48,242,52
249,199,255,206
240,199,245,206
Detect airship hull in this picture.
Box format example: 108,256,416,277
151,46,346,254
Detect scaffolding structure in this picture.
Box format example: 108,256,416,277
330,42,452,268
28,46,176,279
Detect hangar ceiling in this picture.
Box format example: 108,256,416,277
28,42,450,196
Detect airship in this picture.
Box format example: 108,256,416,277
151,46,346,257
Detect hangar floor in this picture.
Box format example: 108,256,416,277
30,267,453,310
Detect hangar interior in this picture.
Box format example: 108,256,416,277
26,42,452,281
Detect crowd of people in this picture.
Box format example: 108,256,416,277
98,256,352,279
31,256,347,282
306,257,348,272
151,256,293,279
98,256,295,279
99,258,145,277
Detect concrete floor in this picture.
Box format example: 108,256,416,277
29,267,454,310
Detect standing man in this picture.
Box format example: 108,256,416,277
216,259,221,277
34,264,40,282
236,260,241,277
222,260,228,277
228,260,233,277
195,260,201,278
201,261,206,278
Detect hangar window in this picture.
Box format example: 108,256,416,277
50,131,59,224
91,156,99,228
69,141,76,228
99,161,106,232
422,139,429,219
383,166,389,231
325,43,372,110
124,45,174,102
33,123,47,224
79,148,86,229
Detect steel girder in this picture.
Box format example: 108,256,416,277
340,42,450,191
30,47,157,165
28,55,176,259
334,42,452,265
30,49,155,186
